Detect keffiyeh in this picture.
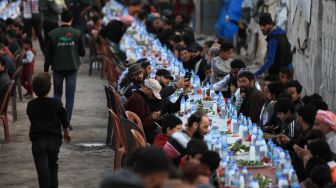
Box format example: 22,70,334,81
315,110,336,131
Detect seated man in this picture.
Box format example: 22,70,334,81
125,79,162,143
0,43,16,77
285,80,304,113
153,114,183,148
164,111,210,165
128,147,172,188
179,139,209,166
150,69,189,115
213,59,246,97
260,81,284,128
120,63,144,98
273,98,301,146
189,43,207,82
237,71,265,123
279,67,293,84
0,56,11,101
313,110,336,158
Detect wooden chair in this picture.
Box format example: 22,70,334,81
11,66,22,122
1,82,14,143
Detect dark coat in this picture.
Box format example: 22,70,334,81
239,87,265,123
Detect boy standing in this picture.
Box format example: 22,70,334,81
27,73,71,188
20,38,35,99
210,42,234,84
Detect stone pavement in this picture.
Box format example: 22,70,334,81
0,46,114,188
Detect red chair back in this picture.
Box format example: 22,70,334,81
125,111,144,133
1,82,14,115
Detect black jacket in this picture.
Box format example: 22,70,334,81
27,97,69,141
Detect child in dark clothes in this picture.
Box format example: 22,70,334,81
26,73,71,188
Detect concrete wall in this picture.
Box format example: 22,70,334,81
194,0,221,35
290,0,336,110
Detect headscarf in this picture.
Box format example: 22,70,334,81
315,110,336,131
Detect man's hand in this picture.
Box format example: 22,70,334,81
175,79,187,89
64,128,71,144
293,144,311,159
263,133,276,139
278,134,290,144
151,111,161,120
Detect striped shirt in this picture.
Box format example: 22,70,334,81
163,130,191,160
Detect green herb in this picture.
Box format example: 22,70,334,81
256,174,272,188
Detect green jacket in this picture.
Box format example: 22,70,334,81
45,25,86,72
39,0,61,22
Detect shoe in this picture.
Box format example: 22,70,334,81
24,94,33,99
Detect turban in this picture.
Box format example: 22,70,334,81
315,110,336,131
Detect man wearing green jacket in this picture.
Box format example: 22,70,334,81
44,10,85,129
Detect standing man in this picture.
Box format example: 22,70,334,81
22,0,44,51
255,13,292,77
39,0,62,53
44,10,86,129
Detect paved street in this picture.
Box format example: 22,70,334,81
0,47,114,188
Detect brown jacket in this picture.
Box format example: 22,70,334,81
239,87,265,123
124,90,155,131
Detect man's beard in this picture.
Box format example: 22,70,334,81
193,126,204,140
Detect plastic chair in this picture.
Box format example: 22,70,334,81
1,82,14,143
108,109,128,170
131,129,147,148
10,66,22,122
13,56,23,101
86,34,103,77
125,111,145,133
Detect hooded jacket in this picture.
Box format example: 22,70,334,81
255,26,292,76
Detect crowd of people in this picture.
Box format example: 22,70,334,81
0,0,336,188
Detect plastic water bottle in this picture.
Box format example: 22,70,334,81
249,144,256,161
247,117,252,126
239,124,244,139
217,92,223,103
243,125,249,138
221,103,227,119
210,85,215,99
212,101,218,115
239,174,245,188
185,100,191,114
214,138,221,154
180,97,185,114
278,176,289,188
232,116,239,134
249,180,260,188
259,145,268,158
221,141,228,159
255,138,262,156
